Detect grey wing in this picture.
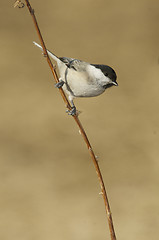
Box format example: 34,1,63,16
59,57,75,64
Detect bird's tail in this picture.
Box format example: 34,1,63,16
33,41,60,63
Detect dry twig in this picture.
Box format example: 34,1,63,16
14,1,117,239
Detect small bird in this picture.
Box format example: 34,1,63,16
33,41,118,115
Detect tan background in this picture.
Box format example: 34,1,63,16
1,0,159,239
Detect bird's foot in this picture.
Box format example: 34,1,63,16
55,79,65,88
66,106,77,116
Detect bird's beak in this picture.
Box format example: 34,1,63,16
113,81,118,86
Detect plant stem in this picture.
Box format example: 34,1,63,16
16,1,117,239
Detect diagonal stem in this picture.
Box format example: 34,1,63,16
17,1,117,239
25,0,72,111
74,116,116,240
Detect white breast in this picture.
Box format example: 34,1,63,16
58,63,110,99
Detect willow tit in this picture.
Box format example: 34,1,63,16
33,41,118,115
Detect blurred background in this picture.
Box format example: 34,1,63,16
1,0,159,239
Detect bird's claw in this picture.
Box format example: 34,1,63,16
66,106,77,116
55,80,64,88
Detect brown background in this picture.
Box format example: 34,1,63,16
1,0,159,239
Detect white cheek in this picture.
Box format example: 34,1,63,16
87,65,109,84
87,65,103,78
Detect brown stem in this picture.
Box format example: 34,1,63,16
17,1,117,239
73,116,116,240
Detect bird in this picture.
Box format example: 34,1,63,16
33,41,118,115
